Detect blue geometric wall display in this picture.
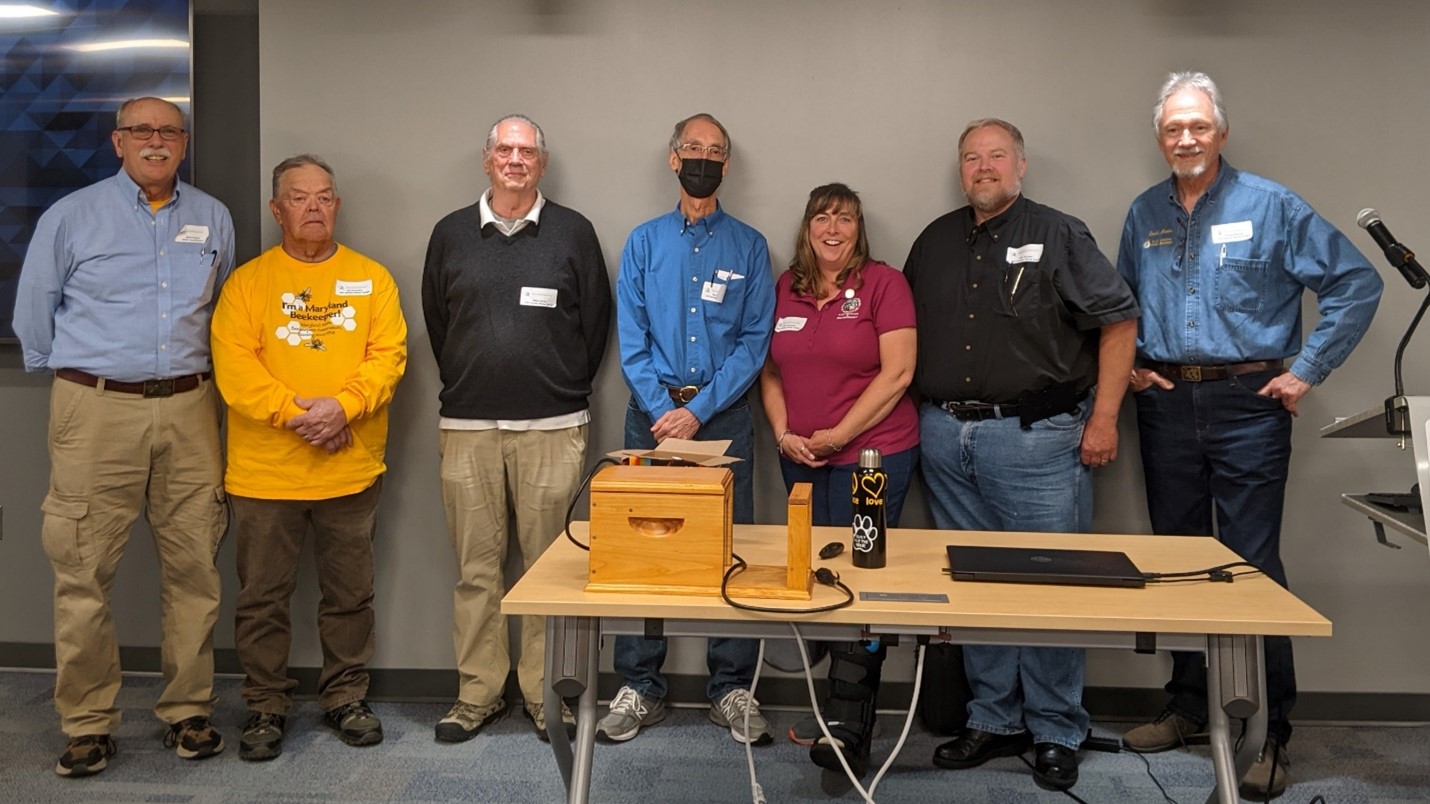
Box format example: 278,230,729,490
0,0,192,342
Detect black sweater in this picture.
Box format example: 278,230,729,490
421,200,612,419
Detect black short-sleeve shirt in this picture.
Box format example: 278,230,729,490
904,195,1139,404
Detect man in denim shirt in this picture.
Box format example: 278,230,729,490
601,112,775,746
1118,72,1383,799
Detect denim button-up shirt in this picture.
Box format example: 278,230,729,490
1117,160,1382,385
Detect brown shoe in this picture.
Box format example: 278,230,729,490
1123,710,1208,753
1239,737,1290,800
164,715,225,759
55,734,116,777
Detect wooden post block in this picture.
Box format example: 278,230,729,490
786,483,812,590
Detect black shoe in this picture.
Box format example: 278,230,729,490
1033,742,1079,790
932,727,1031,769
809,726,872,778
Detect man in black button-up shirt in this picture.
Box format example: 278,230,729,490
906,118,1138,791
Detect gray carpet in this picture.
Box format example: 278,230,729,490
2,669,1428,802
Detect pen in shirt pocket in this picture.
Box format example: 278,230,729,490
1007,265,1025,314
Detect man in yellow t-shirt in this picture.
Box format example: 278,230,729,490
211,154,407,762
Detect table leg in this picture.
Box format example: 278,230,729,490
543,615,601,803
1204,635,1267,804
567,617,600,804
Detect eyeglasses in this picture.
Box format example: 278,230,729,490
117,125,186,141
491,144,541,161
675,142,728,161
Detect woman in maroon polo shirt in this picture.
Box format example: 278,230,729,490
759,182,918,776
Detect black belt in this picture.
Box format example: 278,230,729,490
665,385,702,404
56,368,209,398
936,384,1089,428
938,400,1021,421
1146,360,1283,383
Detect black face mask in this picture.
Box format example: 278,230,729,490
677,158,724,199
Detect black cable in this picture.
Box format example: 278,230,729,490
562,457,621,551
719,555,855,614
1144,570,1264,585
1142,561,1265,583
1129,750,1179,804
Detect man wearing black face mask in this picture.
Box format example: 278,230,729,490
602,113,776,746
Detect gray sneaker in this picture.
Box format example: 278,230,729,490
1123,710,1208,753
325,700,383,746
435,699,507,743
596,686,665,742
709,688,773,746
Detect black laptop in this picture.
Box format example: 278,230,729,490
946,545,1147,588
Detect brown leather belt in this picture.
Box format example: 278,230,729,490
56,368,209,398
1146,360,1283,383
665,385,702,404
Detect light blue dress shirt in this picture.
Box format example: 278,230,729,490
14,169,236,381
617,204,774,424
1117,160,1382,385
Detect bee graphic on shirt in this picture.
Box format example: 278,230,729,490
295,287,313,305
304,338,327,352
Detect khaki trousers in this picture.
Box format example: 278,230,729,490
231,479,382,714
41,376,227,737
439,425,586,707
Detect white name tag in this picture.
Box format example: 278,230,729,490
175,224,209,244
1006,243,1044,264
701,282,727,304
1211,221,1254,244
335,279,373,296
715,269,745,281
520,286,558,307
774,316,807,332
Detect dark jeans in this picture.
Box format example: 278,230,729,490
232,479,382,714
1134,369,1297,744
778,446,920,528
615,396,758,702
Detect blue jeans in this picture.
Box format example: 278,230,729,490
778,446,920,527
614,395,758,702
1134,370,1297,745
918,400,1092,749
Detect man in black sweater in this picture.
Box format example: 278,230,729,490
421,114,611,744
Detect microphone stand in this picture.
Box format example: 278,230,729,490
1386,288,1430,435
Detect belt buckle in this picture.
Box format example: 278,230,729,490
674,385,699,404
143,378,175,398
1179,366,1202,382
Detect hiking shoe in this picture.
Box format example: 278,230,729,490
1123,710,1208,752
325,700,383,746
163,716,224,760
435,699,507,743
55,734,116,777
239,712,286,762
789,714,882,746
596,686,665,742
1240,736,1290,800
709,688,773,746
525,701,576,743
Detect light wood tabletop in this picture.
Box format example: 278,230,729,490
503,524,1331,638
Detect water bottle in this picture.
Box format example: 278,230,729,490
851,448,887,569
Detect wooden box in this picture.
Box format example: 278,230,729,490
586,465,733,594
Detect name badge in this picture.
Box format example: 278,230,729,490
715,269,745,281
701,282,727,304
1211,221,1254,243
335,279,373,296
520,286,558,308
1006,243,1044,264
774,316,807,332
175,224,209,244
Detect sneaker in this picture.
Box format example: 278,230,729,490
789,714,882,746
596,686,665,742
1123,710,1208,753
163,716,224,760
709,688,773,746
1239,736,1290,800
325,700,383,746
435,699,507,743
55,734,116,777
525,701,576,743
239,712,286,762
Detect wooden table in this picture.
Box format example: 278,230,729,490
503,524,1331,804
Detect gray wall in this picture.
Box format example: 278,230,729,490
4,0,1429,703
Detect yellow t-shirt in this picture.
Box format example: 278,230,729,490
212,243,407,500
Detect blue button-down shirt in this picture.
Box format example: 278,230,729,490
617,204,774,424
1117,160,1382,385
14,169,235,381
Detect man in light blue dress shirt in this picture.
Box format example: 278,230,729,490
14,97,235,778
599,112,776,747
1117,73,1382,800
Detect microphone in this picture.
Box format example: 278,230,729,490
1357,208,1429,289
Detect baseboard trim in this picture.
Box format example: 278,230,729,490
5,642,1428,723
